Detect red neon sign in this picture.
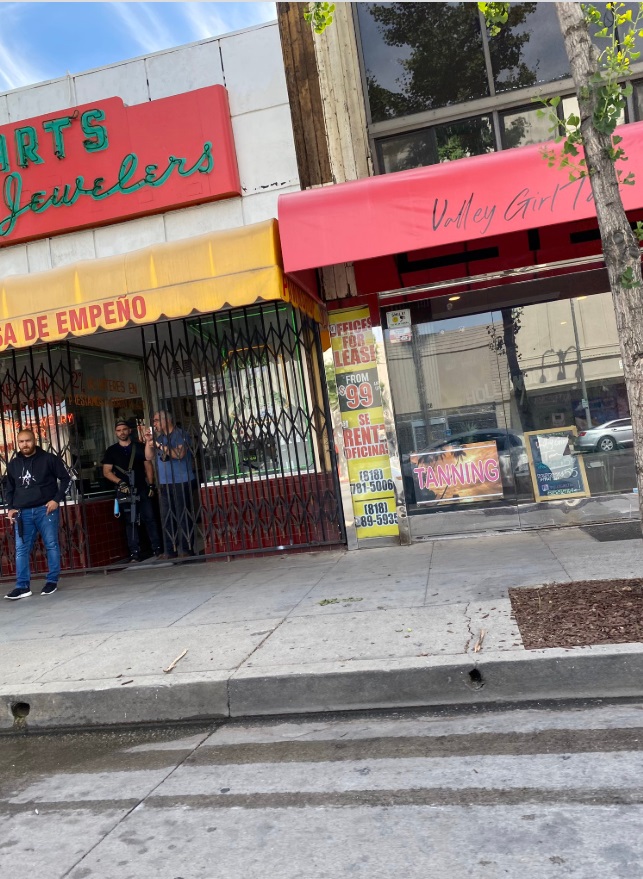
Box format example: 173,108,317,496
0,85,240,246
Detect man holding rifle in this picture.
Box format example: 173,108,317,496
103,419,161,562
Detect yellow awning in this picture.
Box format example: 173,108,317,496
0,219,326,352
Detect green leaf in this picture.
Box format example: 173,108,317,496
621,265,637,288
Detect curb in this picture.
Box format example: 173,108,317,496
0,675,229,732
228,645,643,715
3,645,643,732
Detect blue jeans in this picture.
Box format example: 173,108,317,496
15,506,61,590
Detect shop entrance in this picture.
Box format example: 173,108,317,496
384,286,637,539
0,302,345,577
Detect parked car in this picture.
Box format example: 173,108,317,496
428,427,524,455
576,418,633,453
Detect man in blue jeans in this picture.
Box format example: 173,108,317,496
4,429,71,600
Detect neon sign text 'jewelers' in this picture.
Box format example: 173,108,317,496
0,144,214,238
0,87,241,245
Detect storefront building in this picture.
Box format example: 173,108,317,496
276,2,643,545
0,22,345,576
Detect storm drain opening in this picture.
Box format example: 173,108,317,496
468,669,485,690
11,702,30,719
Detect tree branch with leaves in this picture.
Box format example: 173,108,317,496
304,2,336,35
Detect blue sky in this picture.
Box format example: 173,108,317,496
0,2,277,91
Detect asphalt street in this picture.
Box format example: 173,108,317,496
2,700,643,878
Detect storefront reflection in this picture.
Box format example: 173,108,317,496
385,290,637,536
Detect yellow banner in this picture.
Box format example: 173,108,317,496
0,220,326,351
329,305,399,540
353,496,399,538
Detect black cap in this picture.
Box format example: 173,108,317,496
115,419,130,428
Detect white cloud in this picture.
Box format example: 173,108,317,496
110,2,179,55
0,32,48,90
183,2,277,41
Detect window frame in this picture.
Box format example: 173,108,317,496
354,3,643,175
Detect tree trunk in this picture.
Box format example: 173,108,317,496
500,307,533,432
556,2,643,525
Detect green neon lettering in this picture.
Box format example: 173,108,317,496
42,116,73,159
115,153,144,193
144,164,159,184
29,191,48,212
61,178,83,206
0,173,29,236
15,126,43,168
81,109,109,153
179,141,214,176
0,135,8,173
0,141,215,239
149,157,181,188
91,178,107,197
49,185,71,207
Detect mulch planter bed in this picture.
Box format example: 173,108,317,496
509,579,643,650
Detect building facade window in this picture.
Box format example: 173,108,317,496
356,2,643,173
488,2,570,94
378,114,494,173
632,78,643,119
357,2,489,123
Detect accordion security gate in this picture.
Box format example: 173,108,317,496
141,303,345,557
0,344,88,576
0,304,345,577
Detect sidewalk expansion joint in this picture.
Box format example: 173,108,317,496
463,600,476,659
226,615,289,701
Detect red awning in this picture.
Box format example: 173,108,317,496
278,121,643,274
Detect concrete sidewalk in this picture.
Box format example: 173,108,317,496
2,525,643,731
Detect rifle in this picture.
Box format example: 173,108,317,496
113,445,140,545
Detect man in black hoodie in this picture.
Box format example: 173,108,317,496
4,429,71,601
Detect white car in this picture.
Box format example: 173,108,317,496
576,418,633,453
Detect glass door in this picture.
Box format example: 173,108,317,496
499,293,637,529
384,309,522,537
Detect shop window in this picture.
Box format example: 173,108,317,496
0,345,146,500
500,103,556,149
436,116,495,162
489,3,570,94
175,304,318,484
379,128,435,174
378,115,494,173
501,93,625,151
384,291,635,533
357,2,489,123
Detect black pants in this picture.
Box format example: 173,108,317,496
158,480,197,556
124,493,161,557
